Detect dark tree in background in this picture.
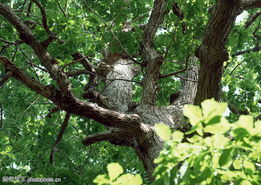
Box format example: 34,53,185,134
0,0,260,183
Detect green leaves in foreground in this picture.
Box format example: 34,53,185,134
94,163,142,185
94,99,260,185
153,99,261,185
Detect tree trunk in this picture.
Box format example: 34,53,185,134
98,57,198,180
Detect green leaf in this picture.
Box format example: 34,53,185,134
107,163,123,181
183,104,203,126
233,159,242,170
243,160,255,171
93,175,109,184
187,135,202,143
204,121,230,134
155,123,171,141
115,174,142,185
171,131,184,142
201,99,227,123
219,148,234,167
234,115,254,133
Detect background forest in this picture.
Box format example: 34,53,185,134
0,0,260,184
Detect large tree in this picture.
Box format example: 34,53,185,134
0,0,260,182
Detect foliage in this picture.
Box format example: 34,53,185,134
153,99,261,185
0,0,260,184
94,99,260,185
93,163,143,185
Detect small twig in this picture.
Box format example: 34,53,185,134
50,113,70,164
245,11,261,28
229,61,244,75
62,55,90,69
84,4,140,65
160,56,191,79
46,107,61,118
31,0,52,35
232,46,261,57
0,103,3,129
56,0,68,18
175,75,198,82
228,104,249,115
26,1,32,17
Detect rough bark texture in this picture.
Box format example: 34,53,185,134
0,0,260,181
194,0,241,104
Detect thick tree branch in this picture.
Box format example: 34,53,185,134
194,0,240,104
50,113,71,164
0,3,71,96
143,0,166,48
0,56,52,98
0,57,143,130
141,0,167,105
240,0,261,9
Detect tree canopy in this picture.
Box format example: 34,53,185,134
0,0,260,184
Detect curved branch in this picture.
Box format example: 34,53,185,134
0,71,12,88
82,130,128,146
50,113,71,164
0,3,71,95
31,0,52,35
159,56,191,79
244,11,261,28
232,46,261,57
0,57,143,130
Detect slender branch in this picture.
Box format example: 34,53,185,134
84,4,139,64
56,0,68,18
160,56,191,79
0,103,3,129
50,113,70,164
0,38,23,45
232,46,261,57
26,1,31,17
46,107,61,118
175,74,198,83
0,71,12,88
172,2,186,33
228,104,249,115
67,68,142,85
229,61,244,75
31,0,52,35
62,55,90,69
82,130,127,146
244,11,261,28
